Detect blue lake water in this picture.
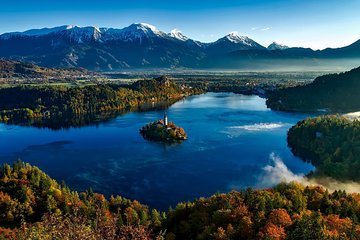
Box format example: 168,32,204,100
0,92,314,210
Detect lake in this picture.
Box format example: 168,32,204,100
0,92,314,210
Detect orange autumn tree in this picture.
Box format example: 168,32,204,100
267,209,292,227
259,223,286,240
324,214,353,238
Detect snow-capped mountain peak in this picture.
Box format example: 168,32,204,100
227,31,240,38
0,23,267,49
104,23,168,43
226,31,251,44
65,25,76,30
267,42,289,50
126,23,163,35
169,29,189,41
7,23,170,43
64,26,102,43
207,31,265,52
137,23,157,31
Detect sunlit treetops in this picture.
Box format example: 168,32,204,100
1,161,360,239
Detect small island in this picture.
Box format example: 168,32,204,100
140,113,187,143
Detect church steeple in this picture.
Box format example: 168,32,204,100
164,112,168,126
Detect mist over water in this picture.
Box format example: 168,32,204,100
258,153,360,193
257,152,305,188
228,123,286,131
0,92,315,210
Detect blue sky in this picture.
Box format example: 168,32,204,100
1,0,360,49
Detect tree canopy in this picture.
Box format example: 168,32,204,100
1,161,360,239
288,115,360,181
267,67,360,112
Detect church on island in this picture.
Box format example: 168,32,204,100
156,112,169,128
140,112,187,143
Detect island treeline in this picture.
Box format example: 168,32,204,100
266,66,360,112
0,76,203,127
1,161,360,239
288,115,360,181
140,121,187,143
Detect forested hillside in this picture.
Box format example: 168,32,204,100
0,161,165,239
0,76,202,127
288,115,360,181
0,60,96,82
1,161,360,239
266,67,360,112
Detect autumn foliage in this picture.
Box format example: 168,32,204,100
1,162,360,239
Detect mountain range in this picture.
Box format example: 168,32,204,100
0,23,359,71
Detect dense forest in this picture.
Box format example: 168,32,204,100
266,67,360,112
0,161,165,239
288,115,360,181
0,76,202,127
1,161,360,239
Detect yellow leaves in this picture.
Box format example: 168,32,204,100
25,188,36,204
52,189,63,202
0,191,12,202
132,200,143,210
6,212,14,222
1,175,9,183
214,227,226,240
124,207,139,226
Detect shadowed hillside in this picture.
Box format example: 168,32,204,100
267,67,360,112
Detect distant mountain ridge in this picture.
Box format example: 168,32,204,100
0,23,359,70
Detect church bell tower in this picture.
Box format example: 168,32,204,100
164,112,168,126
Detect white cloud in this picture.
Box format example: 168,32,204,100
257,152,360,193
257,153,304,188
251,27,270,31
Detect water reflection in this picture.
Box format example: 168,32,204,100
3,99,178,130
